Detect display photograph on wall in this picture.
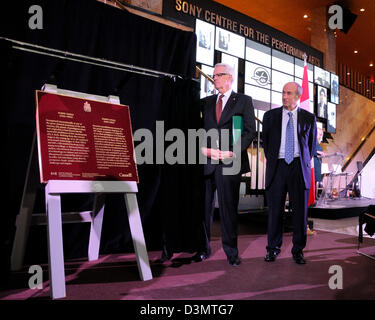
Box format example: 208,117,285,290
327,102,337,133
196,19,215,66
330,73,339,104
317,85,328,119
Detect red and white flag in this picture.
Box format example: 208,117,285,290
299,55,315,206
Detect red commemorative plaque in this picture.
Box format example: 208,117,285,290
35,91,139,183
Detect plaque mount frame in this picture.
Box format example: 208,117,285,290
11,84,152,299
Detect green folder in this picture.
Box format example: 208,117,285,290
232,115,243,145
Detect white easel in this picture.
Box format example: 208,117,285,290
11,84,152,299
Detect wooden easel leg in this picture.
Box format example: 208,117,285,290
88,194,105,261
45,190,66,299
124,193,152,281
11,134,39,271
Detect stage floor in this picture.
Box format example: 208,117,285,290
315,196,375,209
312,216,373,238
1,217,374,301
309,197,375,219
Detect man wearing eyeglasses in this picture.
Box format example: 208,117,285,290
193,63,256,266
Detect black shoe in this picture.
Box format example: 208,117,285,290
292,252,306,264
228,256,241,266
156,252,172,263
264,250,279,262
192,252,210,262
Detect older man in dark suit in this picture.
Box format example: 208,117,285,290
262,82,317,264
194,63,256,266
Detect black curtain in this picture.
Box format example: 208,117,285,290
0,0,204,279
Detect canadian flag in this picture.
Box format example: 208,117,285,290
299,55,315,206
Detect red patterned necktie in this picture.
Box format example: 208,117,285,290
216,94,224,124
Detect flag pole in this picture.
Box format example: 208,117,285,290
301,53,317,235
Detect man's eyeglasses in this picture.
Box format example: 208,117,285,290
212,73,229,79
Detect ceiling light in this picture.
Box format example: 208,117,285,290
354,50,358,54
360,8,365,12
370,63,374,67
303,14,308,18
347,72,351,75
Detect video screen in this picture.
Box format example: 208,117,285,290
200,64,217,99
215,27,245,59
272,50,294,75
221,53,238,92
271,91,282,109
195,19,215,66
271,70,293,93
246,39,271,67
314,66,330,88
294,77,314,113
327,102,336,133
295,58,314,81
316,85,328,119
330,73,339,104
245,61,271,89
245,84,270,111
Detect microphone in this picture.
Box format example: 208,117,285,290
318,152,345,158
334,152,345,157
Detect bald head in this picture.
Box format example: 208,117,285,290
282,82,302,111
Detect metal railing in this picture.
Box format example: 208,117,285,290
342,121,375,171
338,62,375,101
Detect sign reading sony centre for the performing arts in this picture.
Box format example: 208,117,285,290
163,0,330,115
163,0,323,67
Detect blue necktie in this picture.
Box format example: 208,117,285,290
285,112,294,164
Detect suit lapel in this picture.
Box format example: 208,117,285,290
276,106,283,149
297,108,304,144
209,94,218,125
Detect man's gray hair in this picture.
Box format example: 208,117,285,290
215,63,235,81
295,82,303,96
215,63,235,78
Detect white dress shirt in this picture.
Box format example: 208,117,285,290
278,106,300,159
216,89,233,111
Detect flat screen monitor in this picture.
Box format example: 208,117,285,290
271,70,293,93
245,84,270,111
272,50,294,75
221,53,238,92
195,19,215,66
245,39,271,67
245,61,271,89
316,85,328,119
200,64,217,99
327,102,336,133
215,27,245,59
330,73,339,104
314,66,330,88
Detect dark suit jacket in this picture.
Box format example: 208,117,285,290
262,106,317,190
201,92,256,176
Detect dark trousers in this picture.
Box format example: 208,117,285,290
202,165,241,258
266,158,309,254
